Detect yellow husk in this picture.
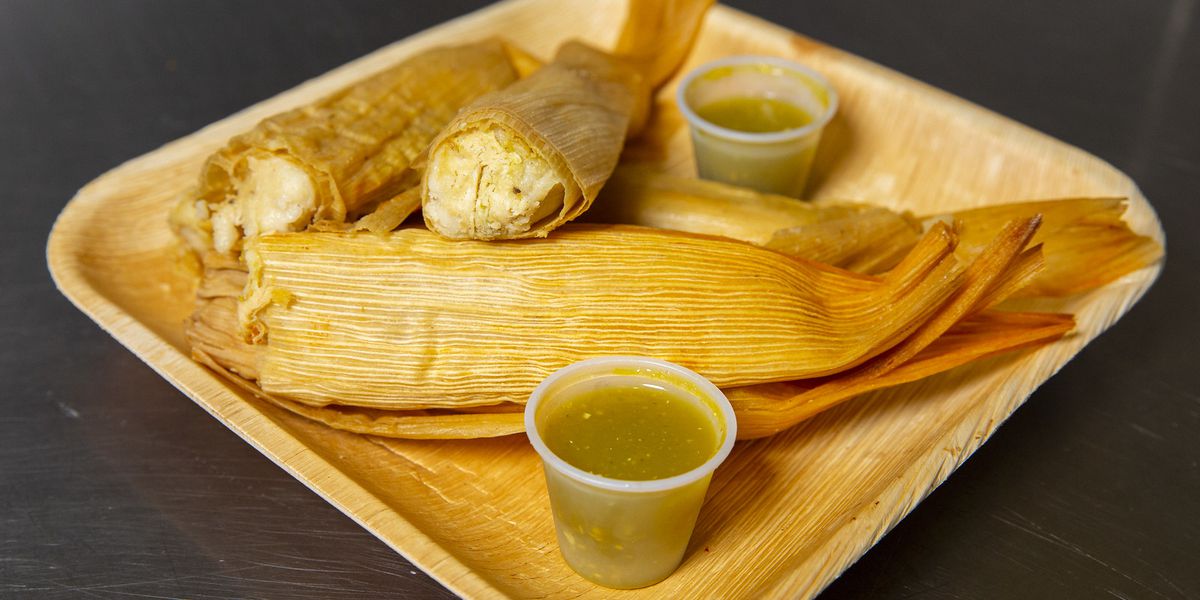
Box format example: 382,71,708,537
592,168,1161,291
925,198,1163,297
588,166,923,272
727,310,1075,438
238,223,966,409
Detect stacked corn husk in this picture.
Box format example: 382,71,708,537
176,1,1162,441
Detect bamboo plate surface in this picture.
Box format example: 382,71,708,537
47,1,1163,597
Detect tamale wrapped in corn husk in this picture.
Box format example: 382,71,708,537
183,209,1082,440
591,167,1161,289
420,0,714,240
188,310,1071,440
170,40,521,255
237,223,970,409
589,166,922,271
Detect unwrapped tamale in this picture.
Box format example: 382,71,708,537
170,40,522,255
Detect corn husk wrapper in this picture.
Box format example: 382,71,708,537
170,40,521,254
420,0,714,240
591,167,1161,291
925,198,1164,297
589,166,923,272
189,300,1070,440
238,223,971,409
727,309,1075,438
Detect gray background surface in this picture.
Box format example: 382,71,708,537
3,1,1197,598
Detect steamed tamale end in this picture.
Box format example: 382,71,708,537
188,40,522,254
420,1,713,241
423,122,576,240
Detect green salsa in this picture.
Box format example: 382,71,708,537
543,382,719,481
695,96,813,133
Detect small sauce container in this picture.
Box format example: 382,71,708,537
525,356,737,589
677,55,839,197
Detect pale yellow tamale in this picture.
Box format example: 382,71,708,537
170,40,521,255
590,167,1162,289
237,223,967,409
588,166,923,272
420,0,714,240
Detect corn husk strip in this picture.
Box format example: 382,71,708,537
420,1,713,240
188,297,260,380
727,310,1076,438
854,216,1043,379
184,253,260,378
766,209,923,273
351,186,423,234
240,223,963,409
1014,221,1162,297
928,198,1163,297
614,0,715,87
175,40,521,255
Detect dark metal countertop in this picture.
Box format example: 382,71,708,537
3,1,1197,598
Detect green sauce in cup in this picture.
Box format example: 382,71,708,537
542,381,720,481
526,357,736,589
678,56,838,197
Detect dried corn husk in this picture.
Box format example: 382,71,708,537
189,306,1071,440
237,223,967,409
588,166,923,272
170,40,521,255
592,168,1160,290
926,198,1163,297
727,310,1075,438
420,0,714,240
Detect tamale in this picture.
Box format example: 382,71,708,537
170,40,521,255
420,0,714,240
588,166,923,272
237,224,968,409
591,168,1160,287
189,295,1071,440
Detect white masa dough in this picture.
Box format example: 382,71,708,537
211,155,318,253
424,125,573,239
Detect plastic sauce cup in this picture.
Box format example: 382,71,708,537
677,55,839,197
525,357,737,589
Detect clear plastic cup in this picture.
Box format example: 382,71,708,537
525,357,737,589
677,55,839,197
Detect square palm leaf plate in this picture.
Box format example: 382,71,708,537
47,0,1163,597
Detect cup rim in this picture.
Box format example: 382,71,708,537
524,356,737,493
676,54,839,145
